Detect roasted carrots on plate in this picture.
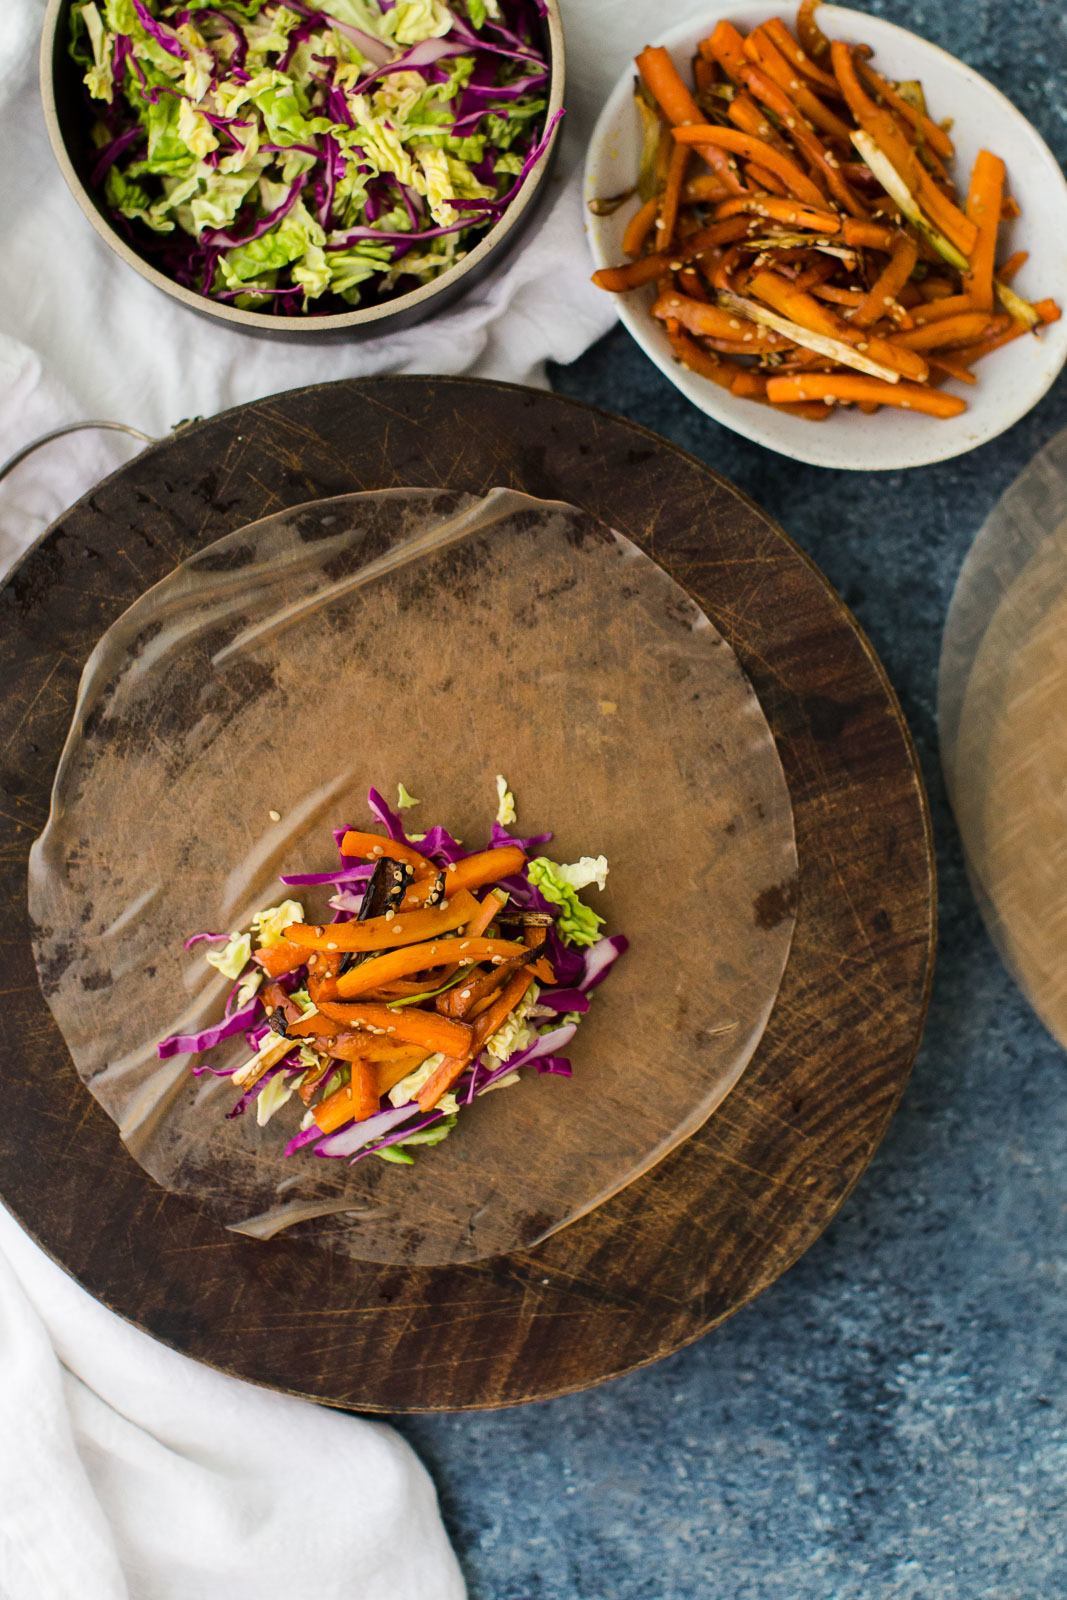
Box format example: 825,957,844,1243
590,1,1060,422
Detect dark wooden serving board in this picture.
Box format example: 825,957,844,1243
0,378,935,1410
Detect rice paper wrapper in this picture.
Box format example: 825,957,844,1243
29,488,797,1265
940,427,1067,1050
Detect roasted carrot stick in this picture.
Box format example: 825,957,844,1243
952,299,1061,364
894,312,1007,351
672,125,825,208
996,250,1028,285
763,15,840,94
682,174,733,203
766,373,967,416
714,195,841,232
925,353,978,386
911,293,979,325
376,1048,430,1097
738,62,865,215
285,890,479,954
316,1000,472,1058
831,42,977,257
338,830,436,877
417,970,535,1112
852,232,918,326
841,218,897,250
622,195,658,258
335,936,527,1000
654,290,786,346
743,26,853,144
656,140,689,249
855,58,954,161
701,19,749,82
637,45,744,193
403,845,526,907
593,216,751,292
797,0,832,64
743,162,790,197
962,149,1004,312
314,1060,380,1133
254,938,311,978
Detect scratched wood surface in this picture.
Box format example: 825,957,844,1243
0,378,935,1410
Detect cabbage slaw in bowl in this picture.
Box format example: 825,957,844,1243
69,0,559,314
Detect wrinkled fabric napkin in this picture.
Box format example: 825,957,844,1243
0,1,659,1594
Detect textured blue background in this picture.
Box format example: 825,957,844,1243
399,5,1067,1595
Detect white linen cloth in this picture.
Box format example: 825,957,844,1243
0,1,659,1594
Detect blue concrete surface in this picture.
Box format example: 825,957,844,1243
397,5,1067,1595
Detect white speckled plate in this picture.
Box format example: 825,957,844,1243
584,3,1067,471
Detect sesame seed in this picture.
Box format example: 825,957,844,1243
372,845,383,855
459,990,471,1001
901,401,912,408
883,295,894,305
385,910,396,923
268,809,281,822
857,341,869,351
743,332,754,342
459,941,471,950
326,941,337,950
729,317,742,329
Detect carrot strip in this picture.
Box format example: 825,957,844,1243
637,45,744,192
841,218,896,250
763,15,840,94
672,125,826,207
622,195,658,258
952,299,1061,364
654,289,786,346
714,194,841,232
997,250,1028,285
812,283,866,305
402,845,526,907
743,26,854,144
667,327,746,390
316,1000,472,1058
797,0,832,64
746,267,928,378
592,255,672,293
701,19,749,83
852,232,918,326
417,971,535,1112
831,42,976,257
335,936,527,1000
338,829,436,876
855,58,954,160
743,162,789,197
682,174,732,203
376,1049,431,1097
285,889,479,954
253,938,311,978
766,372,966,416
656,140,689,249
314,1061,380,1133
1001,194,1021,220
962,149,1004,312
286,1012,338,1038
739,62,865,216
926,353,977,385
911,293,979,325
894,312,1007,351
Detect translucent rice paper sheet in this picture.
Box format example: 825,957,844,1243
940,428,1067,1049
30,488,797,1266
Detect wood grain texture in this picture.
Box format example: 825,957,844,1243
0,377,935,1410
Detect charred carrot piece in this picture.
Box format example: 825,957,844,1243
672,124,826,208
636,45,745,193
894,312,1008,351
962,149,1004,312
403,846,526,907
622,195,658,258
338,830,436,876
285,889,480,954
317,1000,472,1058
314,1061,380,1133
714,195,841,232
743,26,853,144
766,372,967,417
253,938,310,978
334,937,527,1000
852,232,918,327
417,971,535,1112
763,15,839,94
